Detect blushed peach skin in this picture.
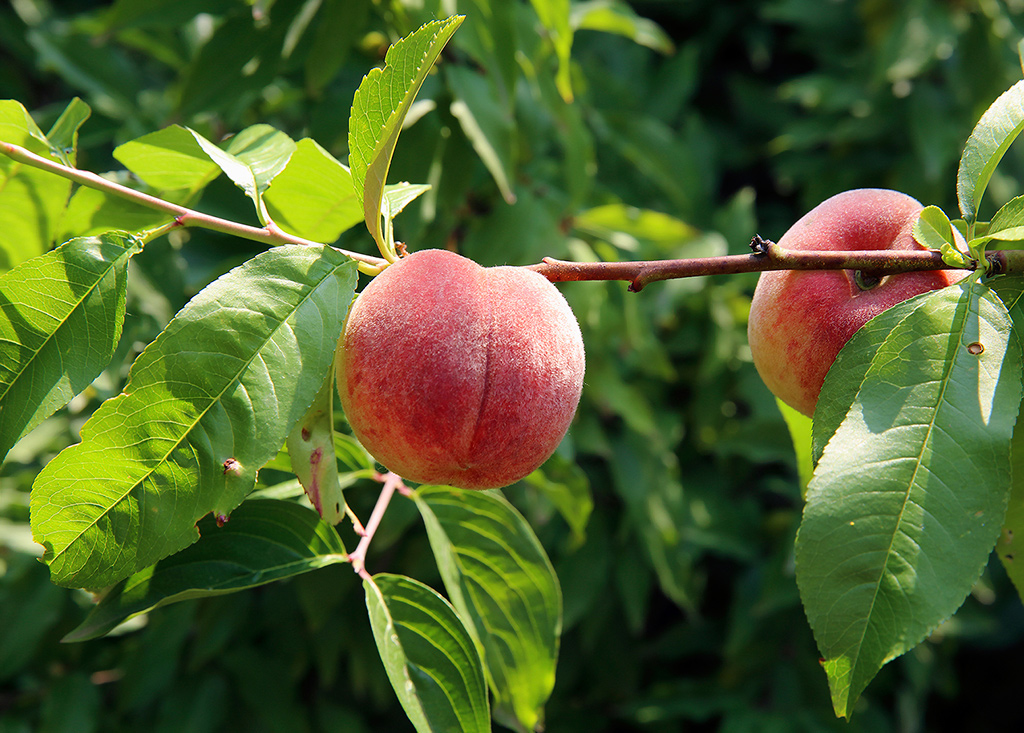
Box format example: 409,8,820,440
337,249,585,489
748,189,965,417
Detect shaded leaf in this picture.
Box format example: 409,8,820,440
414,486,561,731
30,245,357,589
65,499,348,642
364,573,490,733
447,65,517,205
286,364,346,524
0,233,140,463
993,277,1024,601
796,277,1022,718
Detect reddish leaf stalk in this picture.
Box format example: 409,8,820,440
347,472,406,575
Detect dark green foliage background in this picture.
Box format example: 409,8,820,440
3,1,1024,731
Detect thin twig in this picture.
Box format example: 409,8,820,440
0,140,389,271
529,237,1024,291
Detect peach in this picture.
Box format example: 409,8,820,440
748,188,965,417
336,248,585,489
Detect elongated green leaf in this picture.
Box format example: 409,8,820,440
522,453,593,546
113,125,222,193
447,65,517,205
364,573,490,733
812,289,945,465
263,138,362,242
31,245,358,589
957,80,1024,226
286,364,346,524
65,499,348,642
914,205,970,268
348,16,463,254
530,0,574,102
414,486,561,732
0,100,74,269
796,277,1022,718
993,277,1024,601
45,97,90,167
190,124,297,220
776,397,813,496
0,233,140,463
570,0,675,54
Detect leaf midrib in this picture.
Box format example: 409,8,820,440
844,286,973,687
46,252,345,570
0,242,129,410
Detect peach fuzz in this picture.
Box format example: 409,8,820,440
747,188,965,417
336,248,585,490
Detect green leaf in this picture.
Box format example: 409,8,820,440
522,453,593,546
776,397,812,497
914,205,970,269
64,499,348,642
574,203,700,253
45,97,91,167
530,0,574,102
30,245,357,589
0,233,140,463
796,277,1022,718
286,364,346,525
447,65,517,205
811,288,947,466
957,80,1024,228
364,573,490,733
0,100,75,270
263,138,363,242
570,0,675,54
113,125,222,193
414,486,562,731
347,16,464,256
189,124,297,222
993,277,1024,602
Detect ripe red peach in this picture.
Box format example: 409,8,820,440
336,249,585,489
748,188,965,417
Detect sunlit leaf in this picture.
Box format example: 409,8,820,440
348,16,463,255
30,245,357,589
44,97,91,167
957,80,1024,227
0,100,74,269
0,233,140,463
797,277,1021,718
113,125,222,193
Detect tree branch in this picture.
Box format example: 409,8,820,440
530,236,1024,291
0,140,389,272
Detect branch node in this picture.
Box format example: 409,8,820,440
750,234,773,256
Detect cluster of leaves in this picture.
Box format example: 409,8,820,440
5,1,1024,732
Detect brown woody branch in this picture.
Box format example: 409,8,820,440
530,237,1024,291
